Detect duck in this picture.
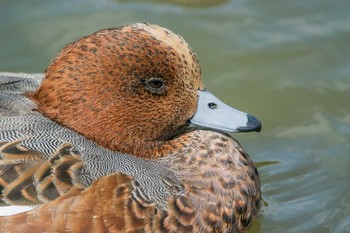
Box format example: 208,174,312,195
0,23,261,232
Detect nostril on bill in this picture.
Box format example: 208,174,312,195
208,102,218,109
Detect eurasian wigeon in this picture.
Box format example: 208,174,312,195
0,23,261,232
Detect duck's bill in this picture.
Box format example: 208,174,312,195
190,90,262,133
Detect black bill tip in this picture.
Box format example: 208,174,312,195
237,114,262,133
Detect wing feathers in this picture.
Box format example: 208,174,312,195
0,137,85,205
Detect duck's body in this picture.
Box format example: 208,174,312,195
0,23,261,232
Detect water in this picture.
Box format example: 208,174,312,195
1,0,349,232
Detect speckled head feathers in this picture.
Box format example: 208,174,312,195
31,23,204,156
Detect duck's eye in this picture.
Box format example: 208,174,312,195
145,78,166,94
147,79,164,89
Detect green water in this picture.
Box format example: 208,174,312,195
1,0,349,232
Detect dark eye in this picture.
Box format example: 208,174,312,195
147,79,164,89
145,77,166,94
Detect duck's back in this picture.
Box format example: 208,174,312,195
0,73,87,205
0,73,43,116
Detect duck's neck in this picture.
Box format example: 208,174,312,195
107,126,192,158
114,139,168,158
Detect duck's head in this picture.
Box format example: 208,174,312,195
31,23,261,157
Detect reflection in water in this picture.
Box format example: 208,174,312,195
254,161,281,168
